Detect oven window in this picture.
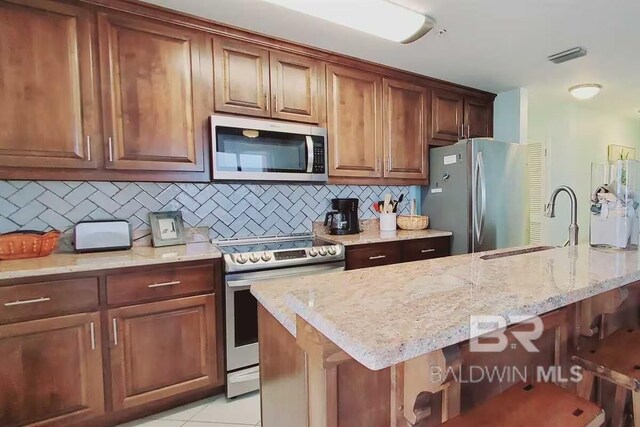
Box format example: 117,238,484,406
234,289,258,348
215,126,308,173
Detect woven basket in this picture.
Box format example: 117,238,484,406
0,230,61,260
397,215,429,230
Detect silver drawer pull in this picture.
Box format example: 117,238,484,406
113,318,118,346
90,322,96,350
421,249,436,253
148,280,181,288
369,255,386,260
4,297,51,307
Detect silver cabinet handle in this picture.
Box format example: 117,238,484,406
387,156,391,171
4,297,50,307
90,321,96,350
467,124,471,139
273,95,278,111
86,136,92,161
377,157,381,172
460,122,464,139
108,137,114,162
148,280,181,288
112,318,118,346
369,255,386,260
421,249,436,253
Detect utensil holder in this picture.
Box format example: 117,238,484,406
379,213,397,231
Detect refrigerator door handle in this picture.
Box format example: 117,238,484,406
476,151,487,244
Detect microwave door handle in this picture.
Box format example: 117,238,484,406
306,136,314,173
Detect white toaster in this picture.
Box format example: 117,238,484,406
74,220,132,253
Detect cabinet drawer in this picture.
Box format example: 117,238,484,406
401,237,451,262
107,263,215,306
345,242,402,270
0,278,98,324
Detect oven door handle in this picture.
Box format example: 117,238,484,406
226,261,346,288
306,135,314,173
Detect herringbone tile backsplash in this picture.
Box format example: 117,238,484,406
0,181,411,239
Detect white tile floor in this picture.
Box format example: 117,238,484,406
118,391,261,427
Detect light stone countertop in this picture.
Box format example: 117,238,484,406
0,242,222,281
252,244,640,371
313,221,452,246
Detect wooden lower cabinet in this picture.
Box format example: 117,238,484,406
0,312,104,427
346,237,452,270
108,294,219,410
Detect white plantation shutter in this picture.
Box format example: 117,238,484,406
527,141,545,244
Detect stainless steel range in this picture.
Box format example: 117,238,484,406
215,233,345,398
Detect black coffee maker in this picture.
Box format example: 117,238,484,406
324,198,360,235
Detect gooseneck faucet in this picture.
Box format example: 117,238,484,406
544,185,579,246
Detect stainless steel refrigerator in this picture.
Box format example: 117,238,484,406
422,139,529,255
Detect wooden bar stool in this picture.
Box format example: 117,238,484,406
441,382,604,426
573,328,640,427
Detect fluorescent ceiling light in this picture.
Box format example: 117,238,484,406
260,0,435,44
568,84,602,100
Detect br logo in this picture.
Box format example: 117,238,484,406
469,315,544,353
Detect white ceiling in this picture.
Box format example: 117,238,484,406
143,0,640,118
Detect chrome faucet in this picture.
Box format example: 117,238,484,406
544,185,579,246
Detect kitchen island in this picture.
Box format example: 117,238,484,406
252,244,640,427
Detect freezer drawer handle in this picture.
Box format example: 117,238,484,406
369,255,386,260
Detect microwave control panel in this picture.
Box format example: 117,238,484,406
312,137,326,173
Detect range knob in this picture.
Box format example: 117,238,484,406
308,248,318,257
261,252,272,262
318,247,327,256
235,254,248,264
327,246,337,255
249,253,260,263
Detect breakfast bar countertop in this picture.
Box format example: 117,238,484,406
0,242,222,281
252,244,640,371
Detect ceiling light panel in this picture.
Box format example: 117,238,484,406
260,0,434,43
569,84,602,100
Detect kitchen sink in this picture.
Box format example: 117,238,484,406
479,246,558,260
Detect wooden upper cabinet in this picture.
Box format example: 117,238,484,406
383,79,428,180
109,294,219,410
98,13,206,172
326,65,383,178
270,51,321,123
465,96,493,138
431,88,464,145
213,38,270,117
0,0,98,169
0,312,104,426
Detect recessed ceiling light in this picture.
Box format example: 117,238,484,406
259,0,435,44
568,84,602,100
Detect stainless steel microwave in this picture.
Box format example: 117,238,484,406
211,115,328,182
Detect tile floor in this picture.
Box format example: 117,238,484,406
119,391,261,427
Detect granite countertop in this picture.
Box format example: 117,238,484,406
252,244,640,371
0,242,222,281
313,220,452,246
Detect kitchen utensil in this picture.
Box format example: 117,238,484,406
397,215,429,230
384,194,392,213
0,230,60,260
372,202,380,213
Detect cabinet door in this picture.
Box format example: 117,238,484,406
99,14,205,172
213,38,270,117
383,79,428,180
430,88,464,145
464,96,493,138
0,0,98,169
109,294,219,410
270,51,321,123
326,65,382,178
0,312,104,427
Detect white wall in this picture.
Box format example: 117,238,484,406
528,90,640,245
494,88,528,143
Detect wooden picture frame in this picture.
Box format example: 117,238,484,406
148,211,186,247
